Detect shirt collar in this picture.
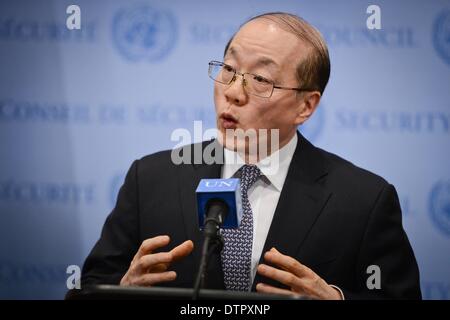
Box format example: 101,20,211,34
222,133,298,191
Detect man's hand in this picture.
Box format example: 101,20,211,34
256,248,342,300
120,235,194,286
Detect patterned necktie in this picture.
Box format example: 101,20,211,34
221,164,262,291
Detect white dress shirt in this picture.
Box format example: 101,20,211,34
221,133,298,284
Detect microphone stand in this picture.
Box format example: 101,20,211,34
193,201,226,300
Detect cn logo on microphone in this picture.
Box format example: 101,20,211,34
204,180,235,188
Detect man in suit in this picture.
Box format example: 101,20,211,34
81,12,421,299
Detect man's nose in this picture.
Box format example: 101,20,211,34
224,74,248,106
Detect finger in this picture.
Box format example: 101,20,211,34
135,271,177,286
133,235,171,261
264,248,310,277
151,263,169,273
149,240,194,273
138,240,194,274
138,252,173,272
257,264,303,289
256,283,302,298
170,240,194,262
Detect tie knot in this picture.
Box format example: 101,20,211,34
239,165,262,193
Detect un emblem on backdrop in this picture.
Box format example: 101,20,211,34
433,10,450,66
429,180,450,237
299,103,325,143
112,5,178,62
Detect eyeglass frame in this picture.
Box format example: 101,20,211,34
208,60,316,98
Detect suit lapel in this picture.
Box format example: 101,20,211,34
251,132,332,290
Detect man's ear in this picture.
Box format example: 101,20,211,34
294,91,321,126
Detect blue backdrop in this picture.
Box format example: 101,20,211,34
0,0,449,299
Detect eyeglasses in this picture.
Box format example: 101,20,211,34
208,60,315,98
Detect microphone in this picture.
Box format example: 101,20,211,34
196,178,243,230
202,198,229,239
193,178,243,299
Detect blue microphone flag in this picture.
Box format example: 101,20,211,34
195,178,243,229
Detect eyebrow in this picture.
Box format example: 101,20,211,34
227,46,280,69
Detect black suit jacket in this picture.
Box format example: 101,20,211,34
81,132,421,299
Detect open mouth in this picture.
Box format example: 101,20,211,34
220,113,238,129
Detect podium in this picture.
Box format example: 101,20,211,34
66,284,304,300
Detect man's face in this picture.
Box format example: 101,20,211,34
214,18,311,151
